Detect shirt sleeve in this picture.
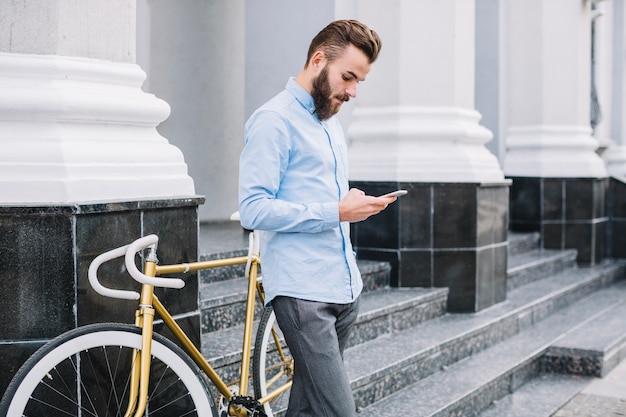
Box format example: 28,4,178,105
238,109,340,233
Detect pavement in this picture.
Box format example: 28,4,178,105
554,358,626,417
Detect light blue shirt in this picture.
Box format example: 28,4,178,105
238,78,362,305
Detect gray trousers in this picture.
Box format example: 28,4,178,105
271,295,360,417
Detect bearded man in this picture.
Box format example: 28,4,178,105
239,20,391,417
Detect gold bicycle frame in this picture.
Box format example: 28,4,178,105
125,251,291,417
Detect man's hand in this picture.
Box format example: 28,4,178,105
338,188,397,223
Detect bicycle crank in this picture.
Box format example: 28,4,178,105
217,384,239,417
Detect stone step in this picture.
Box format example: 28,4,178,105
196,225,620,416
346,261,626,415
199,259,392,333
476,373,590,417
198,248,248,285
197,221,249,285
507,246,578,292
478,284,626,416
543,297,626,378
355,278,626,417
507,231,540,256
197,232,569,334
200,285,448,384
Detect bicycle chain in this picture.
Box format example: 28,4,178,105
229,395,267,417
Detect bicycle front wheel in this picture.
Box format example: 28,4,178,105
253,306,293,417
0,322,217,417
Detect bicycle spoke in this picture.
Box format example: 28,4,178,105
108,345,135,416
148,391,197,415
100,345,125,414
28,395,79,417
80,347,113,416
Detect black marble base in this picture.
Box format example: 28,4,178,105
351,181,510,313
607,177,626,259
0,197,204,395
509,177,608,264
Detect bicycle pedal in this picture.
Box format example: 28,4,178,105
229,395,267,417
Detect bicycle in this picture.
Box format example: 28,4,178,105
0,226,293,417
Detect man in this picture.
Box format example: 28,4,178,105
239,20,393,417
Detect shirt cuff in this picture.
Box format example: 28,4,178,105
320,201,340,226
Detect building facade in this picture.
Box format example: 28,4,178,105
1,0,625,394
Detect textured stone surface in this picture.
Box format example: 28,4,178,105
351,181,509,313
0,198,203,395
479,374,590,417
506,248,577,291
510,177,608,265
544,302,626,377
554,358,626,417
195,224,626,417
353,269,626,416
554,394,626,417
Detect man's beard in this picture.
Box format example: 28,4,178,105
311,66,350,121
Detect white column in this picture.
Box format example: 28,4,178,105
602,0,626,177
611,0,626,145
475,0,508,165
136,0,245,221
503,0,607,178
347,0,505,183
0,0,195,204
593,0,613,147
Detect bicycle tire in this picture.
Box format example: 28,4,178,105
0,322,217,417
252,306,293,417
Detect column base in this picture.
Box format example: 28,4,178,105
605,178,626,259
0,52,195,204
0,197,204,393
351,181,510,313
509,177,608,264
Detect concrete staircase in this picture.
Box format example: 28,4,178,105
198,224,626,416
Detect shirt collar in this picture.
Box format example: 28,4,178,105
286,77,316,115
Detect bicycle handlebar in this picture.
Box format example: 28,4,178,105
124,235,185,289
89,243,139,300
88,235,185,301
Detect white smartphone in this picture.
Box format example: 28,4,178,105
378,190,408,198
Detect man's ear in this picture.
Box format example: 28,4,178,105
310,50,326,73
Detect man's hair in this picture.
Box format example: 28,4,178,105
305,20,382,67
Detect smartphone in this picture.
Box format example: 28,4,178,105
378,190,408,198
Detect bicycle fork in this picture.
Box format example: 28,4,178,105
124,258,159,417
